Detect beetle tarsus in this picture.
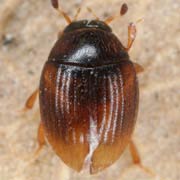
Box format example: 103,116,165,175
125,23,137,51
129,140,155,176
33,122,46,159
125,18,144,51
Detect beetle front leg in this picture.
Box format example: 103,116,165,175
125,23,137,51
125,18,144,51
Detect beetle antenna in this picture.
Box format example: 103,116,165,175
73,7,82,21
86,7,100,20
120,3,128,16
73,0,86,21
105,3,128,24
51,0,72,24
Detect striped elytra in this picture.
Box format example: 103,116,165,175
39,20,139,174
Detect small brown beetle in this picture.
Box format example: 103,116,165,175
24,0,149,175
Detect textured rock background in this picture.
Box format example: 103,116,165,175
0,0,179,180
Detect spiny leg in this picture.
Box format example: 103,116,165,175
20,89,39,112
129,139,155,175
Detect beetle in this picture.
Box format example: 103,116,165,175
23,0,149,175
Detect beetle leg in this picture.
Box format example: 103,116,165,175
23,122,46,163
129,140,155,175
133,62,144,74
33,122,46,158
21,89,39,112
125,18,144,51
125,22,137,51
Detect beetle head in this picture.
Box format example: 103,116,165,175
63,20,112,33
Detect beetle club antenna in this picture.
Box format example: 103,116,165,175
105,3,128,24
51,0,72,24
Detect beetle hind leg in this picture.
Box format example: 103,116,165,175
25,122,46,161
14,122,46,176
33,122,46,159
129,140,155,176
